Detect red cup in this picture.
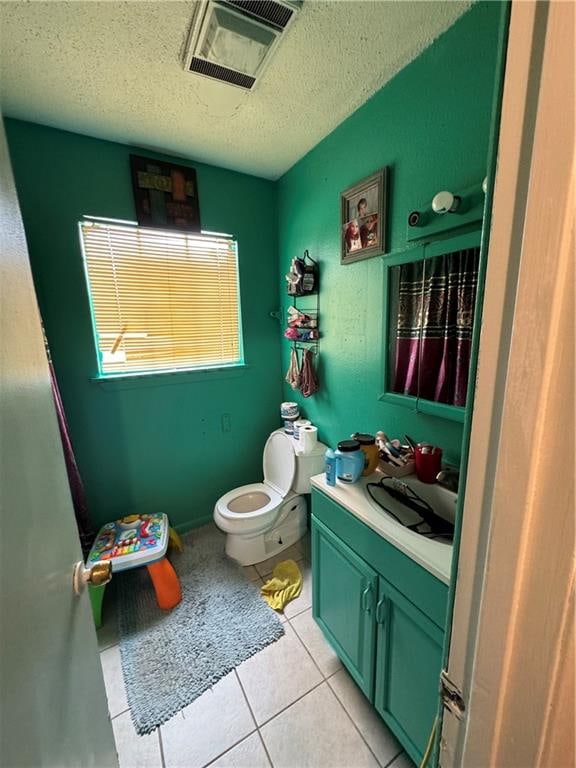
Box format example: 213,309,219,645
414,445,442,483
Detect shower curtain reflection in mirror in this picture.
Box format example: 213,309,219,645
389,247,480,407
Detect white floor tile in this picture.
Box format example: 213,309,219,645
389,753,415,768
253,544,303,578
260,682,379,768
290,608,342,677
328,668,402,767
283,560,312,620
112,711,162,768
236,623,323,725
242,565,261,582
208,732,270,768
294,531,311,562
101,645,128,718
97,598,119,651
161,672,255,768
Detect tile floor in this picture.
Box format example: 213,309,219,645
98,532,413,768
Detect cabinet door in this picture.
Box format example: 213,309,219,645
374,577,444,765
312,516,377,698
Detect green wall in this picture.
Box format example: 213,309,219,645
5,1,504,531
5,119,281,530
277,1,503,464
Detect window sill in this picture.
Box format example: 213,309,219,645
90,364,250,390
378,391,466,423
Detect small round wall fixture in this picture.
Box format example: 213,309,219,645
432,190,461,215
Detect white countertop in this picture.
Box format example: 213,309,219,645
311,470,453,584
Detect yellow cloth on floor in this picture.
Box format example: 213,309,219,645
260,559,302,610
168,526,183,552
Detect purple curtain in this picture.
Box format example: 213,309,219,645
48,359,94,554
393,247,479,407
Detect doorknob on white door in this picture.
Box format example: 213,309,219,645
73,560,112,595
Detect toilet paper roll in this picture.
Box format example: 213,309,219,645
293,419,311,440
299,425,318,454
283,417,298,435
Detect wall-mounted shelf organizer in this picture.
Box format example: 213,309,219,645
287,293,319,352
285,250,320,354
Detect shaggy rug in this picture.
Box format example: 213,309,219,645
117,524,284,734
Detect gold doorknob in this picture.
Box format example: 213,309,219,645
73,560,112,595
90,562,112,586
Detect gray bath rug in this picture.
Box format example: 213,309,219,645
117,524,284,735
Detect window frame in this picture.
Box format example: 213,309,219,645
79,217,245,382
379,229,482,423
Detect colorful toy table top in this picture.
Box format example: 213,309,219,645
88,513,169,573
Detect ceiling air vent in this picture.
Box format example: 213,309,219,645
189,57,256,89
227,1,296,30
183,0,302,91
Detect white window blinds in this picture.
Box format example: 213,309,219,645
80,220,242,375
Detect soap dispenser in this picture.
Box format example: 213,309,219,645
324,448,336,487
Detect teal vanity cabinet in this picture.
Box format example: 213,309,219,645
313,516,378,697
373,576,444,760
311,487,447,766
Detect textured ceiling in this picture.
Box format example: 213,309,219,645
0,1,470,179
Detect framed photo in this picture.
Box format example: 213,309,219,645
130,155,201,231
341,168,388,264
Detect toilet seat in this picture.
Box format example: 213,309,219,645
214,482,287,535
262,431,296,496
218,482,282,518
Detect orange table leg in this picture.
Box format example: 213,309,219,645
146,557,182,610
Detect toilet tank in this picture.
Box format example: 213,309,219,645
292,439,327,493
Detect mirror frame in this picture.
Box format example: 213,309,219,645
379,228,482,423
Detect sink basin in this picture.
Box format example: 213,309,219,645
365,475,457,540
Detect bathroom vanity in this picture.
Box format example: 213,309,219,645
310,472,454,766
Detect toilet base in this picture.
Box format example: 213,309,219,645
225,499,308,566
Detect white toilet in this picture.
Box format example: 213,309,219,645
213,429,326,566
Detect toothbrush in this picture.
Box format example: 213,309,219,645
404,434,418,452
382,444,405,466
385,441,402,458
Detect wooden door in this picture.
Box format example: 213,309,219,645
441,2,575,765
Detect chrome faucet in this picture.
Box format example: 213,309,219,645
436,466,460,493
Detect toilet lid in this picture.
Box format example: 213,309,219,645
263,432,296,497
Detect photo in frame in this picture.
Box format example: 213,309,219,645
130,155,201,232
341,168,388,264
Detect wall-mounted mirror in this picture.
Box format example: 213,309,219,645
381,230,481,422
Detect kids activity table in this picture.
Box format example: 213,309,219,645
87,512,182,627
